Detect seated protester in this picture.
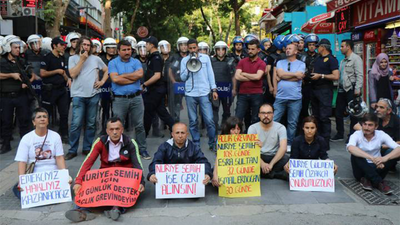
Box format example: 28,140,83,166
212,117,243,187
14,108,67,199
248,103,289,179
347,113,400,195
284,116,338,174
148,122,212,184
65,117,145,222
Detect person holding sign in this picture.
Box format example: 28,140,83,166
148,123,212,185
248,103,289,179
347,113,400,195
284,116,338,174
14,108,67,199
65,117,145,222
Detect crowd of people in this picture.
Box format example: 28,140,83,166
0,32,400,222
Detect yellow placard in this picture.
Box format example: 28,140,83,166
217,134,260,198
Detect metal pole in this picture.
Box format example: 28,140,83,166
35,0,38,34
85,6,88,36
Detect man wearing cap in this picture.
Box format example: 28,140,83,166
40,37,70,143
310,38,339,148
142,36,174,138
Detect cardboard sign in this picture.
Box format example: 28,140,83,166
217,134,261,198
19,169,72,209
155,164,205,199
75,167,142,207
289,159,335,193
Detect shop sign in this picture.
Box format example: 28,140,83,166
336,6,351,33
363,30,377,41
351,32,363,41
352,0,400,27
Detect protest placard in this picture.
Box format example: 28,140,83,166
155,164,205,199
217,134,261,198
75,167,142,207
289,159,335,192
19,169,72,209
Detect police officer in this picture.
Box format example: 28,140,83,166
211,41,235,129
142,36,175,136
0,35,33,154
91,39,102,56
198,42,210,55
124,36,138,58
40,37,70,143
259,38,272,60
25,34,48,80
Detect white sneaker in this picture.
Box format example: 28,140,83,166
287,145,291,153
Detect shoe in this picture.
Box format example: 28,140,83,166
141,151,151,160
61,135,69,144
109,208,121,221
82,150,90,156
65,209,96,222
65,152,77,160
330,135,344,142
388,166,397,174
360,177,373,191
378,181,393,195
286,145,291,153
0,142,11,154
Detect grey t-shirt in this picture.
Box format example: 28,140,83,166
248,122,287,155
69,55,106,97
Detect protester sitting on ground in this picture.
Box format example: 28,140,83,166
147,122,212,184
284,116,338,174
212,116,243,187
247,103,289,179
347,113,400,195
13,108,67,199
65,117,145,222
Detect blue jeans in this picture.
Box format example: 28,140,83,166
69,94,100,154
273,98,302,145
112,96,146,153
186,96,216,147
235,94,263,125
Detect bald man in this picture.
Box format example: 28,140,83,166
147,123,212,184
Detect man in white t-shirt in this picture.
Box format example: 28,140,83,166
248,103,289,179
347,113,400,195
66,37,108,160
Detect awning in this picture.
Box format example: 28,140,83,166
327,0,361,12
258,9,277,30
301,11,335,34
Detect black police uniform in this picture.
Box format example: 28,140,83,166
99,53,116,134
143,51,174,136
311,53,339,146
40,52,69,138
211,55,235,128
25,48,49,78
0,56,32,153
168,52,186,122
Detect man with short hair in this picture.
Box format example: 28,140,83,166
180,39,218,151
147,122,212,184
347,113,400,195
248,104,289,179
332,39,363,141
234,39,266,126
108,40,150,159
65,117,145,222
65,37,108,160
274,43,305,150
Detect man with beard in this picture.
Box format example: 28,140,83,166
248,103,289,179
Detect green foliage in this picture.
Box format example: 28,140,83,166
43,0,56,27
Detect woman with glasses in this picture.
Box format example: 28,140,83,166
369,53,395,110
13,107,67,199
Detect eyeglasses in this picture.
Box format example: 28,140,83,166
378,98,393,109
287,62,291,72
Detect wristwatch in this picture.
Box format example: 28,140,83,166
321,74,325,79
212,88,217,92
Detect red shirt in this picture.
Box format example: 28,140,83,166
236,57,266,94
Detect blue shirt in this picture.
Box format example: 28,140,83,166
108,56,142,95
180,53,217,97
276,59,305,100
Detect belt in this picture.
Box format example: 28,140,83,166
0,91,22,98
114,91,141,98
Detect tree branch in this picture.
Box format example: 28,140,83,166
200,6,216,45
128,0,141,34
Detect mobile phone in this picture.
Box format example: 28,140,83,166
81,50,85,54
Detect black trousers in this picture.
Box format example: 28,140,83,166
100,98,112,133
0,92,32,142
212,97,232,129
143,90,175,136
41,87,69,136
350,155,396,186
335,90,358,137
260,154,289,178
311,88,333,144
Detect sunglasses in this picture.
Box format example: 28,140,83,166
378,98,393,109
288,62,291,72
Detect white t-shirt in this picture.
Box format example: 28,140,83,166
15,130,64,173
248,122,287,155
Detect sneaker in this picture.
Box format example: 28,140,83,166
65,152,77,160
141,151,151,160
286,145,291,153
360,177,373,191
378,181,393,195
65,209,96,222
330,135,344,142
109,208,121,221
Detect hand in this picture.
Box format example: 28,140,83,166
21,83,28,89
389,76,394,81
371,103,377,109
372,156,387,166
80,50,89,61
296,72,305,80
256,139,263,147
213,92,218,101
67,78,72,88
232,89,237,98
311,73,321,80
334,164,338,175
284,162,290,174
260,161,271,174
273,90,277,98
269,87,274,94
73,184,82,195
276,76,281,82
17,182,24,192
203,174,211,185
149,174,158,184
377,164,385,169
139,184,145,193
11,73,22,81
58,69,66,75
354,90,361,96
211,173,220,187
68,176,73,185
94,80,104,89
